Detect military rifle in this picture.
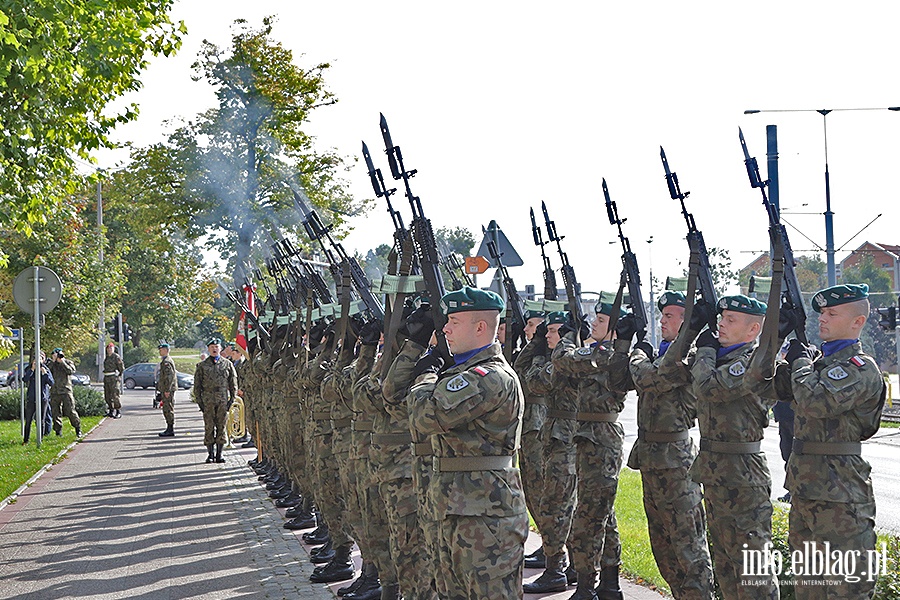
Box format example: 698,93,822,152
739,128,808,344
279,238,335,305
604,178,648,342
223,286,270,341
660,146,718,332
380,113,451,362
531,207,558,300
542,201,583,337
487,239,526,362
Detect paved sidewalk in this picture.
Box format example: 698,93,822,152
0,387,667,600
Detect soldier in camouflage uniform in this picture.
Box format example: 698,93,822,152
193,338,238,464
776,284,885,599
405,287,528,600
48,348,81,438
688,295,778,599
552,302,630,600
102,342,124,418
524,311,579,594
624,291,714,599
157,342,177,437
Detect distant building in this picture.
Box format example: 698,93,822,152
738,253,771,296
840,242,900,291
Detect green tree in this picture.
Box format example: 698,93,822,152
841,255,895,367
0,1,184,232
436,226,476,258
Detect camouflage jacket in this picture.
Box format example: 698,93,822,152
551,333,629,447
383,339,429,448
689,341,773,487
103,352,124,377
525,349,579,444
193,356,237,406
408,342,526,518
513,338,549,434
780,341,884,503
370,343,416,482
346,345,379,461
49,358,76,394
157,356,177,394
304,347,336,437
627,345,698,471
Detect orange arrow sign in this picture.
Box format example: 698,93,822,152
465,256,490,275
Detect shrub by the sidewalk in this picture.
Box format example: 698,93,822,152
0,387,106,420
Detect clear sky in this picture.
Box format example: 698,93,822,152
95,1,900,299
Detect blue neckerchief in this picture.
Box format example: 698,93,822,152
590,341,599,348
717,342,746,359
453,343,493,366
658,340,672,358
213,356,219,363
822,339,858,357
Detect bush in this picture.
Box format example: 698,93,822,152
0,386,106,420
123,343,153,368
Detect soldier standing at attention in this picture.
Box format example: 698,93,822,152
778,284,884,598
157,342,177,437
406,287,528,600
193,338,238,464
689,295,778,599
623,292,714,599
103,341,124,418
49,348,81,438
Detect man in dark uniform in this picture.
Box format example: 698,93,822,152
157,342,177,437
103,342,124,418
193,338,238,463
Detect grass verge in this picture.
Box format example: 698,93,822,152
616,467,669,594
0,416,103,502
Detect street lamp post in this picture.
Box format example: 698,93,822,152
744,107,900,286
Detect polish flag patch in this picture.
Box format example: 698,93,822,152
850,356,865,367
473,367,490,377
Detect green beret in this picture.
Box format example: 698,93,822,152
812,283,869,313
207,337,222,347
499,315,506,324
717,294,767,316
546,311,568,325
157,342,169,349
439,286,504,315
594,301,626,318
523,309,546,321
657,291,686,311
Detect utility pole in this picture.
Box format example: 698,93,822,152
97,177,105,383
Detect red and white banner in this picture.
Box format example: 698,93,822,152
235,283,256,350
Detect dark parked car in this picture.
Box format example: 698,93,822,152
122,362,193,390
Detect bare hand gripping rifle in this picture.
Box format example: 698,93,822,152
739,128,808,344
531,207,558,301
604,178,648,342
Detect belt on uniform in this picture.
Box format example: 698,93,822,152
638,429,690,443
576,411,618,423
793,439,861,456
433,455,515,472
312,411,331,421
412,442,432,456
332,418,352,428
526,397,547,406
352,420,374,432
372,433,412,445
103,372,118,377
699,439,761,454
546,409,577,420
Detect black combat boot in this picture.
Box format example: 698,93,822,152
158,426,174,437
274,491,302,508
269,484,293,499
75,427,82,438
523,552,568,594
337,561,369,596
595,565,623,600
106,409,114,418
303,525,329,545
113,409,121,418
344,562,382,600
309,543,354,583
205,445,215,463
265,474,287,489
215,444,225,463
284,514,316,530
378,582,400,600
567,571,598,600
525,546,547,568
566,564,578,584
310,539,336,564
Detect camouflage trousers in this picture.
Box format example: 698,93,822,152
381,476,436,599
202,401,228,445
437,512,528,600
160,392,174,427
103,376,120,410
413,454,443,598
569,438,622,575
789,497,877,600
704,484,778,599
50,391,81,433
287,407,308,495
641,468,714,600
342,451,372,566
519,429,544,529
313,432,351,547
536,436,577,557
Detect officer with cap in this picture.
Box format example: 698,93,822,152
777,283,885,598
157,342,177,437
406,286,528,599
193,338,238,463
688,294,778,598
619,291,714,599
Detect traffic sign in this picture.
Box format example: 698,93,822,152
465,256,490,275
12,267,63,314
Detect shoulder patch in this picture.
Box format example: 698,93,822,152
827,365,849,380
576,347,593,356
472,366,489,376
445,374,470,392
850,356,866,368
728,362,746,377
